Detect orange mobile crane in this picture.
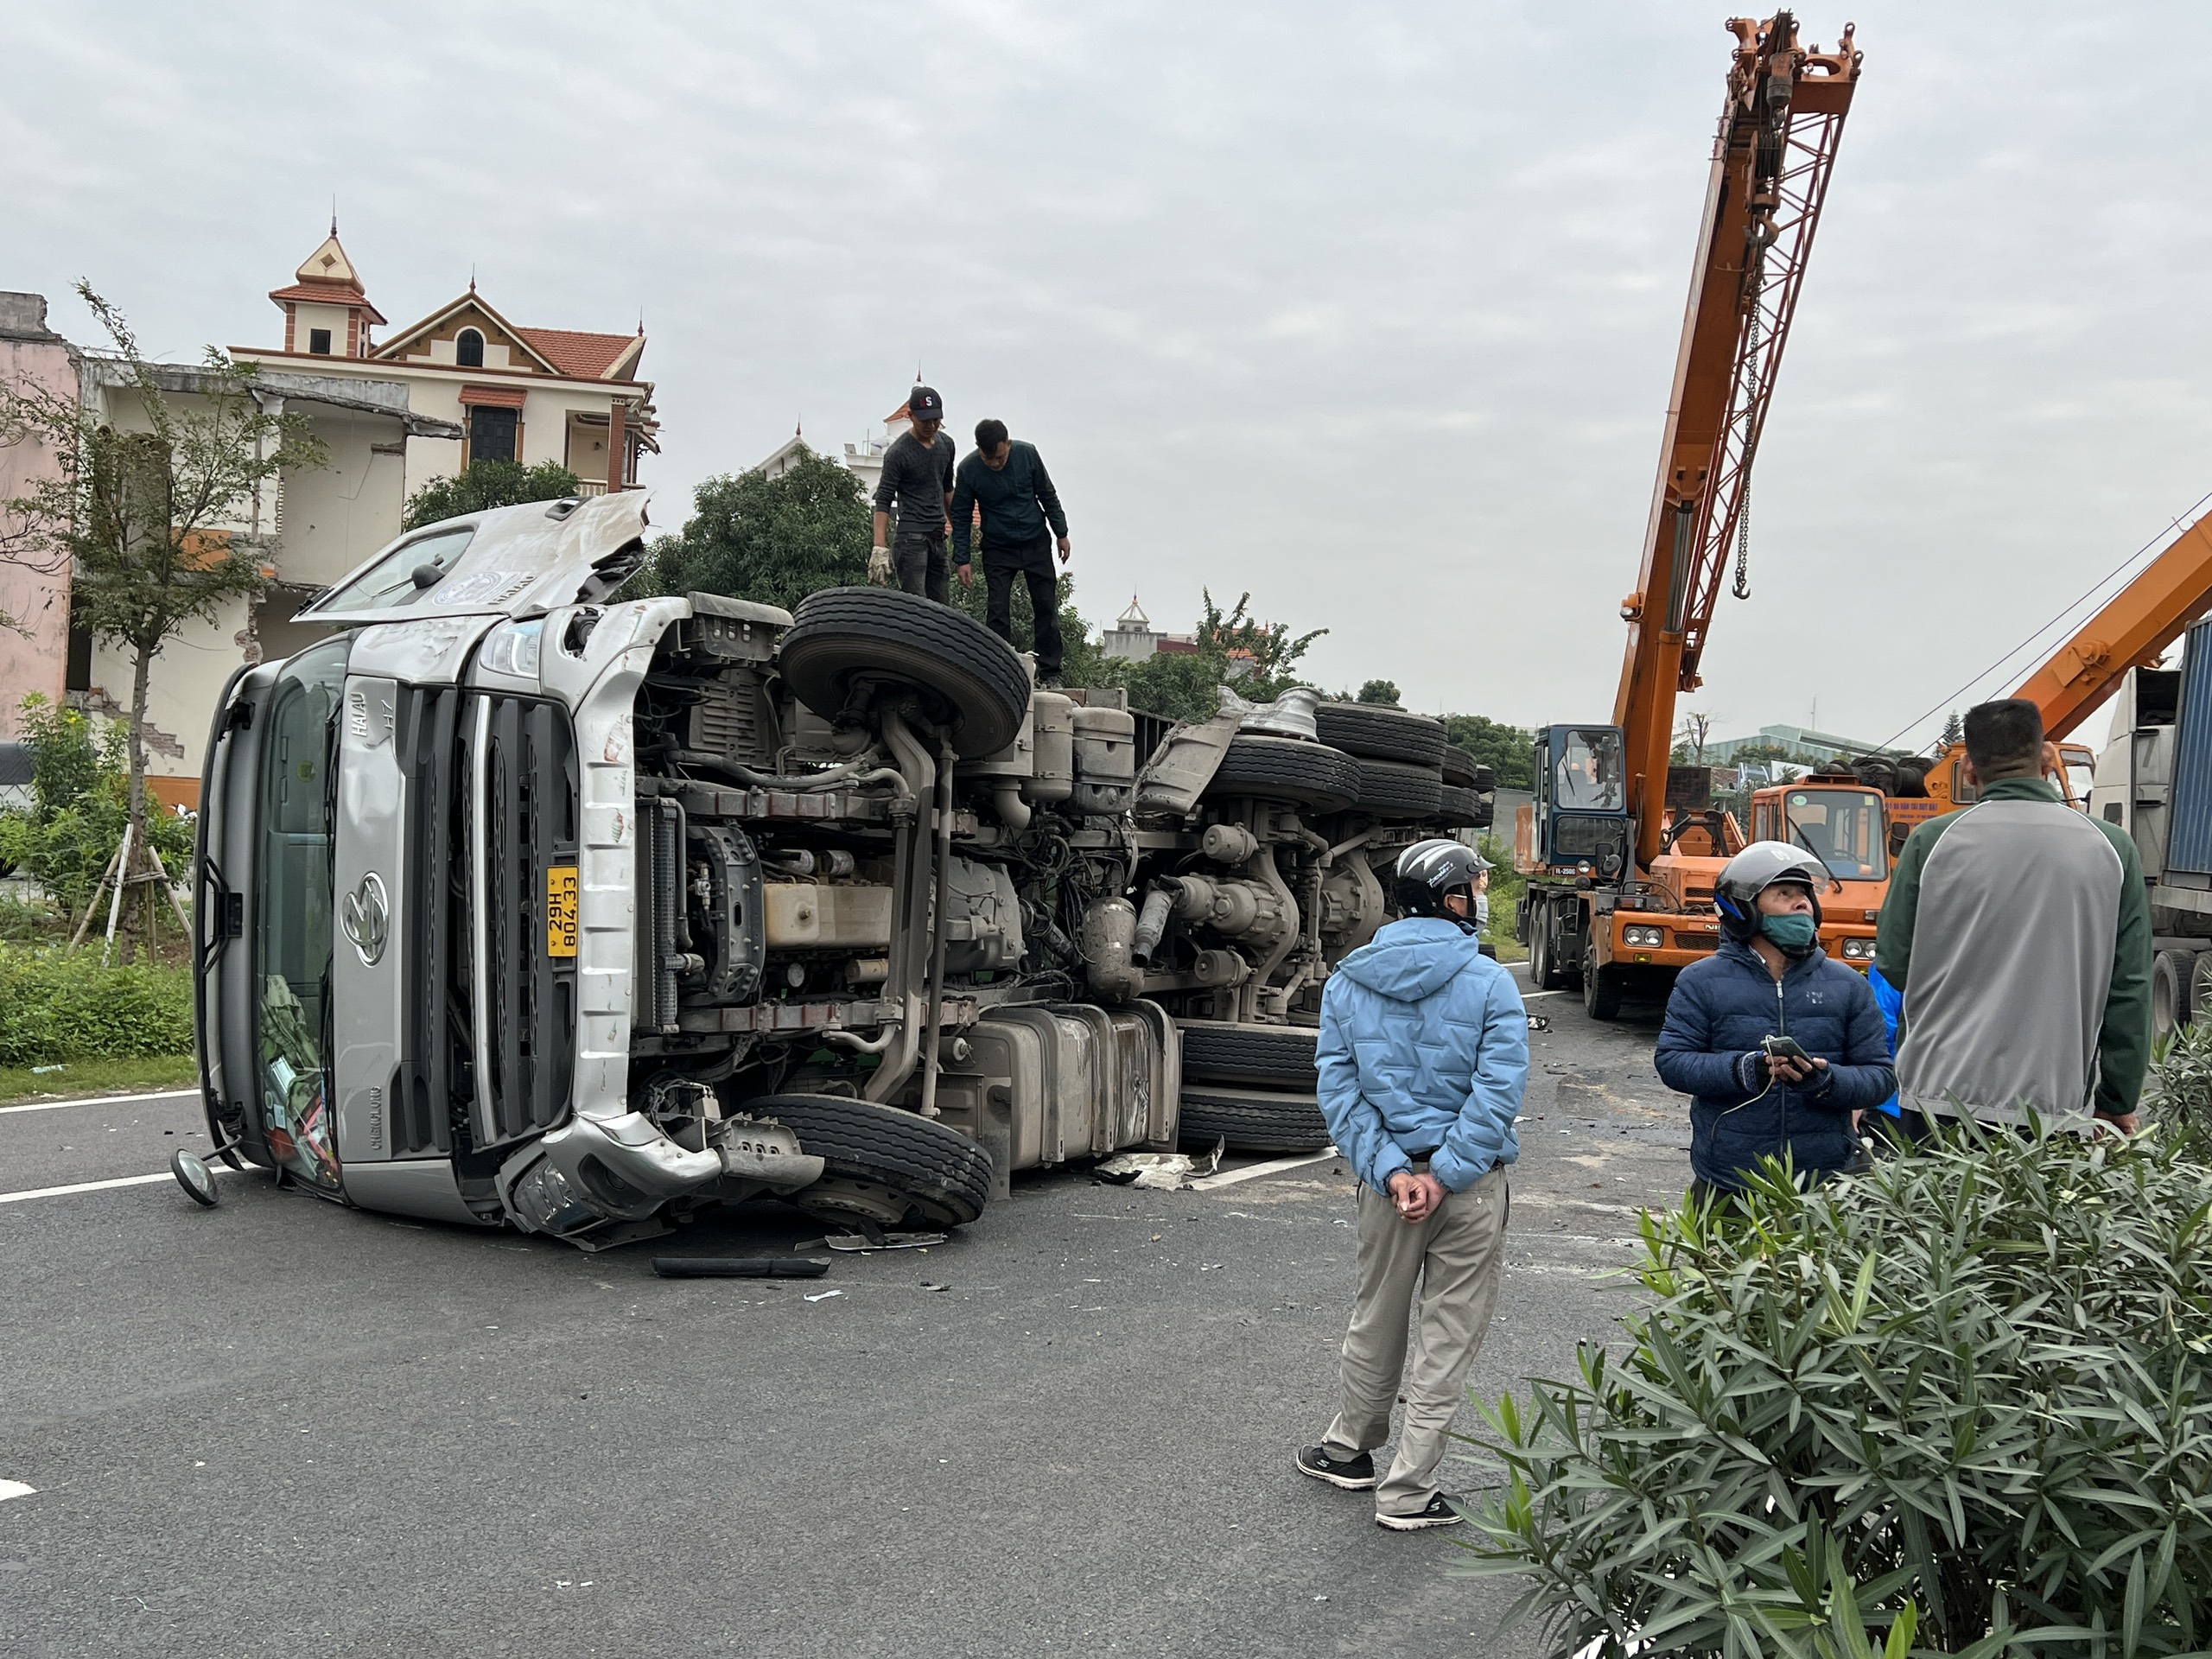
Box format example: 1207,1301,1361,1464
1516,12,1869,1018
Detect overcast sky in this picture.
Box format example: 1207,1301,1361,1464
6,1,2209,752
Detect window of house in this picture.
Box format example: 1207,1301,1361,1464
308,327,333,355
456,328,485,368
469,406,518,464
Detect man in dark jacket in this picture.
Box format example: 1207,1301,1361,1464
1656,842,1895,1200
951,418,1071,683
869,386,957,603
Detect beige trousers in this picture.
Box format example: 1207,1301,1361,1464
1320,1164,1510,1516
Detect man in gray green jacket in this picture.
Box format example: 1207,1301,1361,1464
1876,698,2151,1133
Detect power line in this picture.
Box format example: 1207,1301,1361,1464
1873,487,2212,753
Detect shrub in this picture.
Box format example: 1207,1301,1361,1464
0,944,194,1065
1461,1122,2212,1656
2148,1022,2212,1160
0,694,192,918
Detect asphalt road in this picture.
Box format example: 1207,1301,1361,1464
0,969,1694,1659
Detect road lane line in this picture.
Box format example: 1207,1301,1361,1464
0,1088,199,1116
1188,1147,1340,1192
0,1166,233,1205
0,1480,35,1503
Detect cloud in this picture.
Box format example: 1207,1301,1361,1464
4,0,2209,753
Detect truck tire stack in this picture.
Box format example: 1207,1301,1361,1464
1175,1022,1331,1154
1314,702,1449,821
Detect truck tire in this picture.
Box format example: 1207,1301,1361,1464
1314,702,1448,768
1178,1021,1319,1088
2152,950,2193,1039
1529,896,1563,991
1178,1084,1332,1154
1204,735,1358,811
779,587,1031,760
748,1093,993,1229
1440,745,1479,787
1583,946,1624,1020
1354,759,1445,819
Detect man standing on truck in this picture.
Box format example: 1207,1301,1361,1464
1876,698,2152,1135
951,417,1071,684
1298,840,1525,1532
868,386,957,603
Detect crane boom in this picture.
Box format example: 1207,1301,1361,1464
1614,12,1860,868
2012,507,2212,741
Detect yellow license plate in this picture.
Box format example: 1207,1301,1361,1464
546,865,580,957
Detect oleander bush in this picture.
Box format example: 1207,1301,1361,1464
1460,1117,2212,1657
0,944,194,1065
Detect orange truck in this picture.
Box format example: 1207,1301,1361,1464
1517,13,1866,1018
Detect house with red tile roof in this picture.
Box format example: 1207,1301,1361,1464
232,229,660,505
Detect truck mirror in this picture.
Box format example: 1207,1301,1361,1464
170,1150,220,1208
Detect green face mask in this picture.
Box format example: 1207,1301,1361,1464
1760,912,1819,955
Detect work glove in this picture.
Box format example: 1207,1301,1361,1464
866,546,893,586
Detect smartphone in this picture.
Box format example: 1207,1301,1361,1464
1762,1034,1812,1064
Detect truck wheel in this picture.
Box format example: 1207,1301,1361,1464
2192,953,2212,1027
1440,745,1479,788
1353,759,1444,819
1178,1021,1319,1088
2152,950,2192,1039
1529,905,1561,991
1204,735,1358,811
1433,785,1483,827
748,1093,993,1229
779,587,1031,760
1582,948,1623,1020
1313,702,1448,767
1178,1084,1332,1154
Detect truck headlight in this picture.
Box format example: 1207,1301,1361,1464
1622,925,1663,948
1840,938,1874,960
481,619,544,679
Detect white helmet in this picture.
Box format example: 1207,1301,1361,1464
1713,841,1826,939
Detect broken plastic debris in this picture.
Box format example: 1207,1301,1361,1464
918,1281,950,1293
1526,1014,1551,1032
817,1230,948,1253
803,1289,842,1303
1093,1139,1224,1190
29,1065,65,1075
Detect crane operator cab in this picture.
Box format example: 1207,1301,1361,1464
1516,726,1630,882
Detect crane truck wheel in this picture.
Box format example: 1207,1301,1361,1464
778,586,1032,760
749,1093,994,1229
1178,1021,1319,1088
1582,947,1624,1020
1529,903,1560,991
1313,702,1449,768
1352,759,1445,819
1177,1084,1332,1154
1204,735,1359,812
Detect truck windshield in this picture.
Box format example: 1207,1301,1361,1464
1783,787,1889,881
254,638,348,1191
1556,729,1624,810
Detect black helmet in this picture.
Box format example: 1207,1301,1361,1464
1713,841,1826,941
1394,837,1489,924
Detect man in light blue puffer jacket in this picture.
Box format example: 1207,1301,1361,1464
1296,839,1526,1531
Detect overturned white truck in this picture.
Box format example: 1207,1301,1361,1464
193,494,1491,1248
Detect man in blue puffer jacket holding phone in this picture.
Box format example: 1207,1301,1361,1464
1297,840,1526,1532
1656,842,1895,1204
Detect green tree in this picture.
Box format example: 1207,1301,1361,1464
1442,714,1534,789
0,283,324,953
642,448,870,610
402,457,582,531
1939,708,1962,747
1356,678,1401,706
0,695,192,925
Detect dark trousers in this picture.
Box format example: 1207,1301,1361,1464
894,528,950,605
980,532,1062,676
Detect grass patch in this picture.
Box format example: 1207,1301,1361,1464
0,943,194,1066
0,1052,199,1105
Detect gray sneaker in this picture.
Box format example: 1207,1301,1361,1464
1376,1493,1463,1531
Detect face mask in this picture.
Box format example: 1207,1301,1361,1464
1475,894,1491,929
1759,912,1819,956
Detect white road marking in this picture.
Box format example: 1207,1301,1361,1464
0,1088,198,1116
0,1480,36,1503
0,1165,234,1205
1188,1147,1341,1192
1521,989,1570,1001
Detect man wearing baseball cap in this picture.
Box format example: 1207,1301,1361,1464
1298,838,1525,1531
869,385,957,602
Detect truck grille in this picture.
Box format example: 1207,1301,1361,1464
394,685,466,1156
471,695,579,1147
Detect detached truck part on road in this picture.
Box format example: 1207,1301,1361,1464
194,492,1489,1249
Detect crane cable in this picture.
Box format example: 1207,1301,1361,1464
1732,268,1764,601
1872,484,2212,753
